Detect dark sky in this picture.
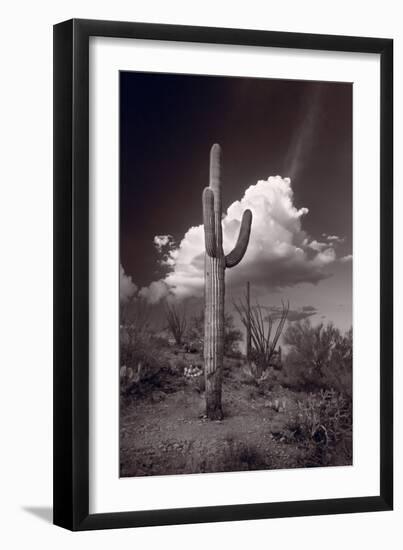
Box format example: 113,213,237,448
120,71,352,330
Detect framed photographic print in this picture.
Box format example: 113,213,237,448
53,19,393,530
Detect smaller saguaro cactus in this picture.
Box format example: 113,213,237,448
203,144,252,419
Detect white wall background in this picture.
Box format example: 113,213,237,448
0,0,400,547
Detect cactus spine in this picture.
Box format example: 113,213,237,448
202,144,252,420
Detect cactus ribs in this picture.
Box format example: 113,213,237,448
202,144,252,420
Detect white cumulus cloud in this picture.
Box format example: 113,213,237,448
308,239,329,252
141,176,342,302
340,254,353,263
154,234,174,251
120,265,137,303
139,280,171,304
327,234,345,243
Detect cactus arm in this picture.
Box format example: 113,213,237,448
225,209,252,268
209,143,222,207
202,187,217,257
210,143,223,251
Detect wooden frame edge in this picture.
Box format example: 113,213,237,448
53,18,393,531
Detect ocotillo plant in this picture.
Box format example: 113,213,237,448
246,281,252,363
202,144,252,419
234,297,289,378
165,302,187,346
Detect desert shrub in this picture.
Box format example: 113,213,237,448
149,333,170,350
120,297,151,340
174,358,188,373
280,389,352,466
283,320,352,394
183,364,205,393
197,438,268,472
226,441,266,470
120,294,166,368
120,328,165,396
287,390,352,443
222,436,268,471
322,327,352,396
182,437,269,474
120,365,141,396
241,363,271,387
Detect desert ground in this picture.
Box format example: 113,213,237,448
120,332,352,478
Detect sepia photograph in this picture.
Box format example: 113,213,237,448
119,71,353,478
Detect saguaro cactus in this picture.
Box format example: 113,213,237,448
202,144,252,419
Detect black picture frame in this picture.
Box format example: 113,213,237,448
53,18,393,531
